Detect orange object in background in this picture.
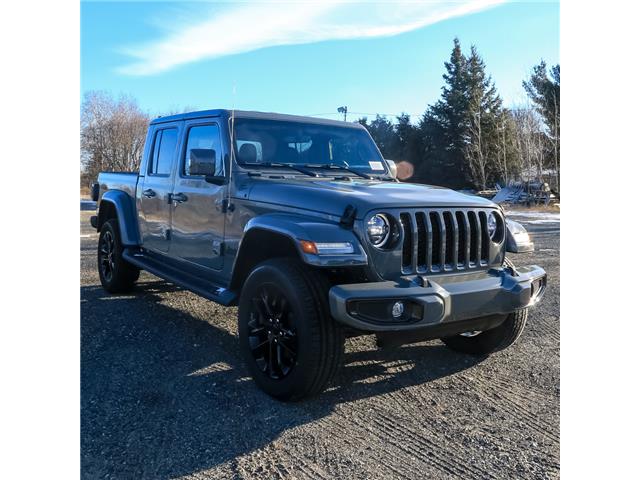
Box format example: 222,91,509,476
396,161,414,181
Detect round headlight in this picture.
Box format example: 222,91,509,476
487,212,498,240
367,214,390,247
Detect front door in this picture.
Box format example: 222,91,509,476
139,124,180,253
169,120,227,271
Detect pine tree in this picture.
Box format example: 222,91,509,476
394,113,419,164
359,115,397,158
464,46,503,189
523,61,560,191
420,38,470,188
419,39,505,189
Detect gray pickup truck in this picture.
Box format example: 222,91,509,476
91,109,546,400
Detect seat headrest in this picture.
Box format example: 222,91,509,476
238,143,258,164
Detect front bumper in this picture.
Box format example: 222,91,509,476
328,265,546,332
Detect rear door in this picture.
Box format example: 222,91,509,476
169,119,227,271
139,123,181,253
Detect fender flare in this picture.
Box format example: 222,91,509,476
238,213,368,268
97,190,141,246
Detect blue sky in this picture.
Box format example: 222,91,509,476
81,1,559,122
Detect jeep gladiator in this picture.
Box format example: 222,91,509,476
91,109,546,400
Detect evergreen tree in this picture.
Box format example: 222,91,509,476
523,61,560,138
523,61,560,190
419,39,505,189
358,115,397,158
394,113,419,164
420,38,470,188
464,46,503,189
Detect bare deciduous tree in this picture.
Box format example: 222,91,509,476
512,105,546,182
81,91,150,186
464,111,486,190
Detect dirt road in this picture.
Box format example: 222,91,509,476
81,209,560,479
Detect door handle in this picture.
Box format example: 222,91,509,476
171,192,188,203
142,189,156,198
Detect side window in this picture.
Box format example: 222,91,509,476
149,128,178,176
184,124,224,177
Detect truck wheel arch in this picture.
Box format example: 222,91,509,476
96,190,141,246
230,228,302,291
230,213,368,293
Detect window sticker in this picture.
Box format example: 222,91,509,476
369,161,384,171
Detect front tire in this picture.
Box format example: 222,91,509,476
441,309,528,355
97,219,140,293
238,258,344,401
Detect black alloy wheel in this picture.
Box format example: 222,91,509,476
98,229,116,283
238,258,345,401
247,284,298,380
97,219,140,293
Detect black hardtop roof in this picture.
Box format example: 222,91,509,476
150,109,365,129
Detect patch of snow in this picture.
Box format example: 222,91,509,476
505,210,560,223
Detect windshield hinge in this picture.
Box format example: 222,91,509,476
340,204,357,229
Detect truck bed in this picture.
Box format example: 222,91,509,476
97,172,138,200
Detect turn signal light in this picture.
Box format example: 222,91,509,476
300,240,318,254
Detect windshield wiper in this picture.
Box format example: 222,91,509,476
303,162,372,180
239,162,319,177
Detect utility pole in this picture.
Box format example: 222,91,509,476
337,106,348,121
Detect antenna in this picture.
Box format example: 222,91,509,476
226,84,236,211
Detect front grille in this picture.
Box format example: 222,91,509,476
398,209,495,274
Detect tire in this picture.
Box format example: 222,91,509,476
440,257,527,355
97,219,140,293
238,258,345,401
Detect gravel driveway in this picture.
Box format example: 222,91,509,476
81,209,560,479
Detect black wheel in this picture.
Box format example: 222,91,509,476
238,258,344,401
97,219,140,293
441,257,527,355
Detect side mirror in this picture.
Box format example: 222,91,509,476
385,159,398,179
204,175,227,186
189,148,217,176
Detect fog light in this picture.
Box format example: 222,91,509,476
392,301,404,318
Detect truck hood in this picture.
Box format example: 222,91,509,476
246,178,496,218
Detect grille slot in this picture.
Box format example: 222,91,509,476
456,211,468,267
400,213,413,271
399,209,495,274
415,212,427,272
429,212,442,271
443,212,455,268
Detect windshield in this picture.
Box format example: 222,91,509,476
233,118,387,175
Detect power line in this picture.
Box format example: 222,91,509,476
305,111,423,119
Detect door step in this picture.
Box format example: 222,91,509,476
123,248,237,306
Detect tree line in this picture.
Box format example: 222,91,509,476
81,38,559,193
81,91,150,184
359,39,559,192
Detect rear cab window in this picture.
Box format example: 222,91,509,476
149,128,178,176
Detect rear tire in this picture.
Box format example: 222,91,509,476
97,219,140,293
441,256,527,355
238,258,344,401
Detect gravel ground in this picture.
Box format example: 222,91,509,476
81,209,560,479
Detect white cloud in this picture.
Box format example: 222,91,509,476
118,0,505,76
